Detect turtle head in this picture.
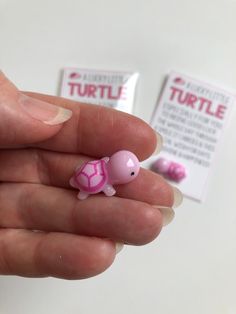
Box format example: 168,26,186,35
107,150,140,185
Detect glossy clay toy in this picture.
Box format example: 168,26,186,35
70,150,140,200
152,158,186,183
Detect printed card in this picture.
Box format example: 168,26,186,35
60,68,139,113
144,72,235,202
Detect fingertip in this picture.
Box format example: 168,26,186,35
140,206,163,244
39,235,117,280
126,205,163,246
152,132,163,156
0,73,68,146
130,119,158,161
79,239,117,279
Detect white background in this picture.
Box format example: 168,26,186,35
1,0,236,313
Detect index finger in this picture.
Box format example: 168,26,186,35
25,92,160,160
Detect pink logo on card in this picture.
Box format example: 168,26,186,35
69,72,81,79
173,77,185,85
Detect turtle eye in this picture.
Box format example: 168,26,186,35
130,171,135,176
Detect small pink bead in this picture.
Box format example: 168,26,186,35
167,163,186,182
152,158,171,174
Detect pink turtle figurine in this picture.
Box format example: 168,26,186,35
152,157,186,183
69,150,140,200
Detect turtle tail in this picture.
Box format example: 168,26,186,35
69,176,78,188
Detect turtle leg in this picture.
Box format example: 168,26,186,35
78,191,89,200
103,184,116,197
101,157,109,163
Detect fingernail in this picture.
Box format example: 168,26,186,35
153,206,175,226
115,242,124,254
153,132,163,155
172,187,183,208
19,94,72,125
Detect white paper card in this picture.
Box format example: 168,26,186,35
146,72,235,202
60,68,139,113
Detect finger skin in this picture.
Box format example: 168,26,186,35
0,72,63,146
0,183,163,245
116,168,173,206
24,92,158,160
0,229,116,279
0,149,173,207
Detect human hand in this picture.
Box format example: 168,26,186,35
0,71,182,279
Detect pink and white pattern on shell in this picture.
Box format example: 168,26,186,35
152,158,186,183
74,160,107,193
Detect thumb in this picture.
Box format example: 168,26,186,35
0,71,72,147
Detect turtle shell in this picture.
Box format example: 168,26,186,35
74,160,108,193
